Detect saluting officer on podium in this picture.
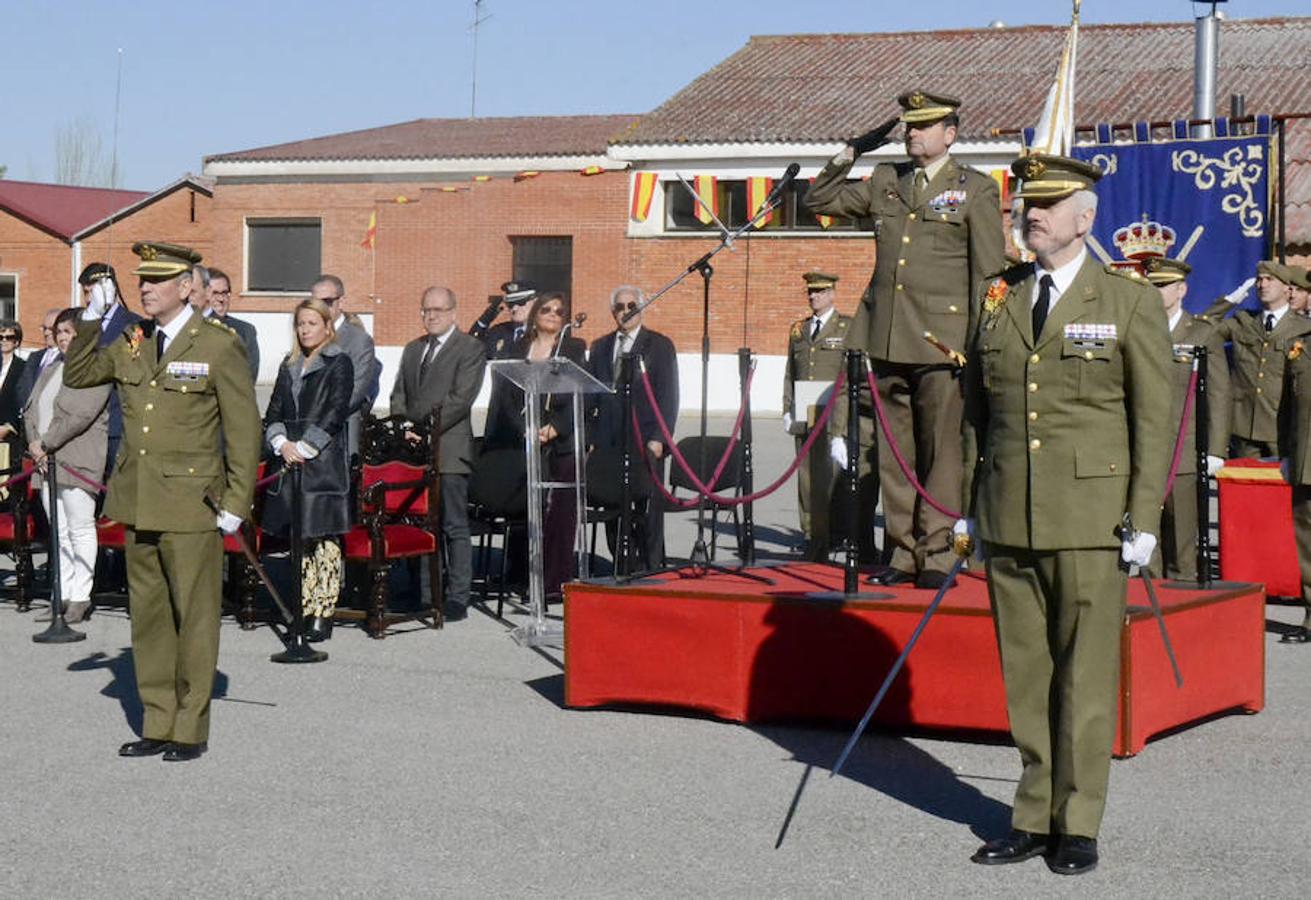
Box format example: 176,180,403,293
64,241,261,762
806,89,1005,588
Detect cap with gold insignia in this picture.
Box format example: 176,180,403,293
132,241,203,279
897,90,960,125
802,271,839,291
1257,260,1296,286
1142,257,1192,286
78,262,117,286
1012,153,1102,200
501,280,537,306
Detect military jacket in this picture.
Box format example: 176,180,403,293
961,258,1174,549
1167,312,1231,474
805,154,1005,365
782,311,851,421
1200,299,1311,443
1279,337,1311,485
63,309,261,532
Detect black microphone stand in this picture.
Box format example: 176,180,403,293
33,451,86,644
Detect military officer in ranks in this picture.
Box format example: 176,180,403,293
959,155,1173,874
64,241,261,762
1290,266,1311,316
807,90,1005,588
1279,315,1311,644
782,271,873,560
1201,260,1311,458
1142,257,1230,581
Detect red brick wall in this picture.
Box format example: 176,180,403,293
78,186,213,300
0,216,72,353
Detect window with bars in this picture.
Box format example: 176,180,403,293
245,218,322,293
511,236,573,301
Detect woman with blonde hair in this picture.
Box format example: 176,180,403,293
262,297,354,641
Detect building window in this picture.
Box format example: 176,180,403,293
511,236,573,301
245,218,321,293
0,274,15,321
663,180,859,233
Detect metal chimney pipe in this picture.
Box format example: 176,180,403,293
1193,11,1220,138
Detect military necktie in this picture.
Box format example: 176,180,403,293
1265,313,1275,333
156,328,166,360
810,317,821,341
912,169,929,208
1032,274,1055,341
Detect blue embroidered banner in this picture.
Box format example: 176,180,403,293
1055,123,1272,314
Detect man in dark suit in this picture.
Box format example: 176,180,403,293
13,307,61,413
78,263,140,476
205,269,260,382
390,286,488,621
312,274,379,460
588,285,679,569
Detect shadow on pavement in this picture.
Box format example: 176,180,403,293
67,648,230,735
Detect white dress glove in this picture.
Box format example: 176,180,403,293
1120,531,1158,568
829,436,848,471
216,510,243,535
1205,455,1225,477
1225,277,1256,305
782,411,795,435
82,279,116,320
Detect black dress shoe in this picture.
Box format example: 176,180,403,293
162,742,208,762
119,738,170,757
306,616,333,643
915,570,955,590
970,829,1050,865
867,568,915,586
1046,835,1098,875
1280,626,1311,644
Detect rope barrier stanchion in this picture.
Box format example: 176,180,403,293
616,354,636,579
842,350,862,595
33,451,86,645
1193,346,1214,588
737,348,756,565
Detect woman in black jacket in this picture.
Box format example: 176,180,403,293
262,297,355,641
484,292,587,600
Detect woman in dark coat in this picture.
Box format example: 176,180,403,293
262,297,354,641
484,292,587,600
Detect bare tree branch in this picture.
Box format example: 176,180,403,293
54,117,120,187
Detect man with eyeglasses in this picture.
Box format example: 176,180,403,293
13,308,62,414
205,269,259,381
587,285,678,570
390,286,487,621
479,281,537,359
310,274,379,460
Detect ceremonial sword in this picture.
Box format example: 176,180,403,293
1121,513,1184,688
203,491,295,628
830,533,972,778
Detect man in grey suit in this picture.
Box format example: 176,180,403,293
390,286,487,621
312,274,379,460
206,269,260,382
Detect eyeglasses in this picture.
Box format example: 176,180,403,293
0,334,17,342
613,302,639,313
211,289,232,297
421,306,454,316
538,306,565,316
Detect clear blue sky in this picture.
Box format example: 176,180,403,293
1,0,1304,190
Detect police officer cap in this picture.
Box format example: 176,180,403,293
78,262,117,286
1012,153,1103,201
802,271,839,290
897,90,960,125
1258,260,1297,286
1141,257,1191,286
501,281,538,306
132,241,203,279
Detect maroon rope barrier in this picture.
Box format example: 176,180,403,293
1162,368,1200,499
865,368,962,520
59,464,108,494
640,363,756,495
0,466,37,493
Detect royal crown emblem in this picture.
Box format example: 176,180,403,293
908,91,925,109
1021,157,1046,180
1114,215,1177,261
138,245,158,261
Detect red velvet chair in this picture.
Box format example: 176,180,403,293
1,455,44,612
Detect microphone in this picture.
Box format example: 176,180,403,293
764,162,801,208
572,312,587,330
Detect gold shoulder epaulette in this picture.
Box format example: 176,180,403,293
1105,264,1147,282
204,316,237,336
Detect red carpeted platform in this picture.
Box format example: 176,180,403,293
563,563,1265,757
1217,459,1301,597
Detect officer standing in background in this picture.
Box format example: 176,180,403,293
1279,309,1311,645
782,271,869,560
1290,266,1311,317
959,155,1173,874
1202,261,1311,458
64,241,260,762
479,281,537,360
807,90,1005,587
1142,256,1230,581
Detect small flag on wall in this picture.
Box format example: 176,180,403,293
989,168,1010,207
746,177,774,228
580,165,605,176
693,175,718,225
472,175,492,183
360,211,377,250
630,172,658,222
514,171,540,182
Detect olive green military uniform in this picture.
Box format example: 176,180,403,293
1279,334,1311,635
783,307,874,558
64,285,260,746
1201,264,1311,458
807,97,1005,579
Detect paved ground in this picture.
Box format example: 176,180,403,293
3,416,1307,898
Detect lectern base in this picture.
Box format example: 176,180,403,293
511,620,564,649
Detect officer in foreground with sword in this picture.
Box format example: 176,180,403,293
956,155,1173,875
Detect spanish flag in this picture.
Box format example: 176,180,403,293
746,176,774,228
473,175,492,183
630,172,658,222
693,175,717,225
580,165,605,176
514,171,540,182
990,168,1009,208
360,211,377,250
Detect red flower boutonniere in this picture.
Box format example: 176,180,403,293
983,278,1008,315
125,325,145,359
1290,339,1304,361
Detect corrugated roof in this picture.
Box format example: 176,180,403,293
615,18,1311,146
0,179,149,242
206,114,642,164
